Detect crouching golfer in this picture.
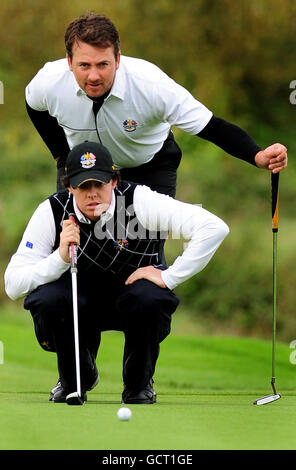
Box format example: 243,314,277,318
4,141,229,404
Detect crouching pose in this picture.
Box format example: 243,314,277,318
4,141,229,404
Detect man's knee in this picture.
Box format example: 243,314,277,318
24,282,69,316
128,279,178,307
117,279,179,328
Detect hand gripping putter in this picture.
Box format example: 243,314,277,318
254,173,281,405
66,214,84,406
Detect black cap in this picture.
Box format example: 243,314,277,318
65,142,114,189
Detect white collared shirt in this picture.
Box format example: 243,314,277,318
25,56,212,168
4,186,229,300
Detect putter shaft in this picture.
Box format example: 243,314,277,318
271,230,277,392
254,174,281,405
71,269,81,398
69,215,82,400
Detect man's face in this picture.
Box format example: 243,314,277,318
67,40,120,98
69,180,117,221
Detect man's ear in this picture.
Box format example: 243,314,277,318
68,185,75,195
115,52,121,70
67,55,73,71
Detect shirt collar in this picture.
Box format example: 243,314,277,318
109,62,126,100
73,190,116,225
71,71,83,96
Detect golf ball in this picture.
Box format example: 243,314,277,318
117,407,132,421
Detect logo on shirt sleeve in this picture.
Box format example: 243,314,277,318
26,241,33,249
123,119,137,132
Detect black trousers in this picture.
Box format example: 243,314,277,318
120,131,181,198
24,271,179,394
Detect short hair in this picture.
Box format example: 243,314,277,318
65,13,120,59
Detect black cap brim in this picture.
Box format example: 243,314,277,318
70,171,112,189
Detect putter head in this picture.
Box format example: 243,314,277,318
253,393,281,405
66,391,84,406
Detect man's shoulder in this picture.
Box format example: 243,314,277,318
37,58,70,77
49,190,72,207
120,55,168,83
116,180,138,194
31,58,73,92
26,59,74,109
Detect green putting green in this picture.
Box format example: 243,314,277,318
0,308,295,450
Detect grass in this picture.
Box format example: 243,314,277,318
0,305,296,451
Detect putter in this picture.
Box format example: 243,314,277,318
66,214,84,406
254,173,281,405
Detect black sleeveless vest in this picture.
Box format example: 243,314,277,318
49,181,163,281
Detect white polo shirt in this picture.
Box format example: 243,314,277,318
25,56,212,168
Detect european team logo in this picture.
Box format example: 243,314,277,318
80,152,96,169
123,119,137,132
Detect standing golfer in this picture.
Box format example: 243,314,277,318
25,13,287,194
4,141,229,404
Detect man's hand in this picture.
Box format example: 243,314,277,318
255,143,287,173
59,219,80,263
125,266,167,288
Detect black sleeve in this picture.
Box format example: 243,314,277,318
197,115,261,166
25,101,70,167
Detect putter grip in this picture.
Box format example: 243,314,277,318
69,214,78,271
271,173,279,232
